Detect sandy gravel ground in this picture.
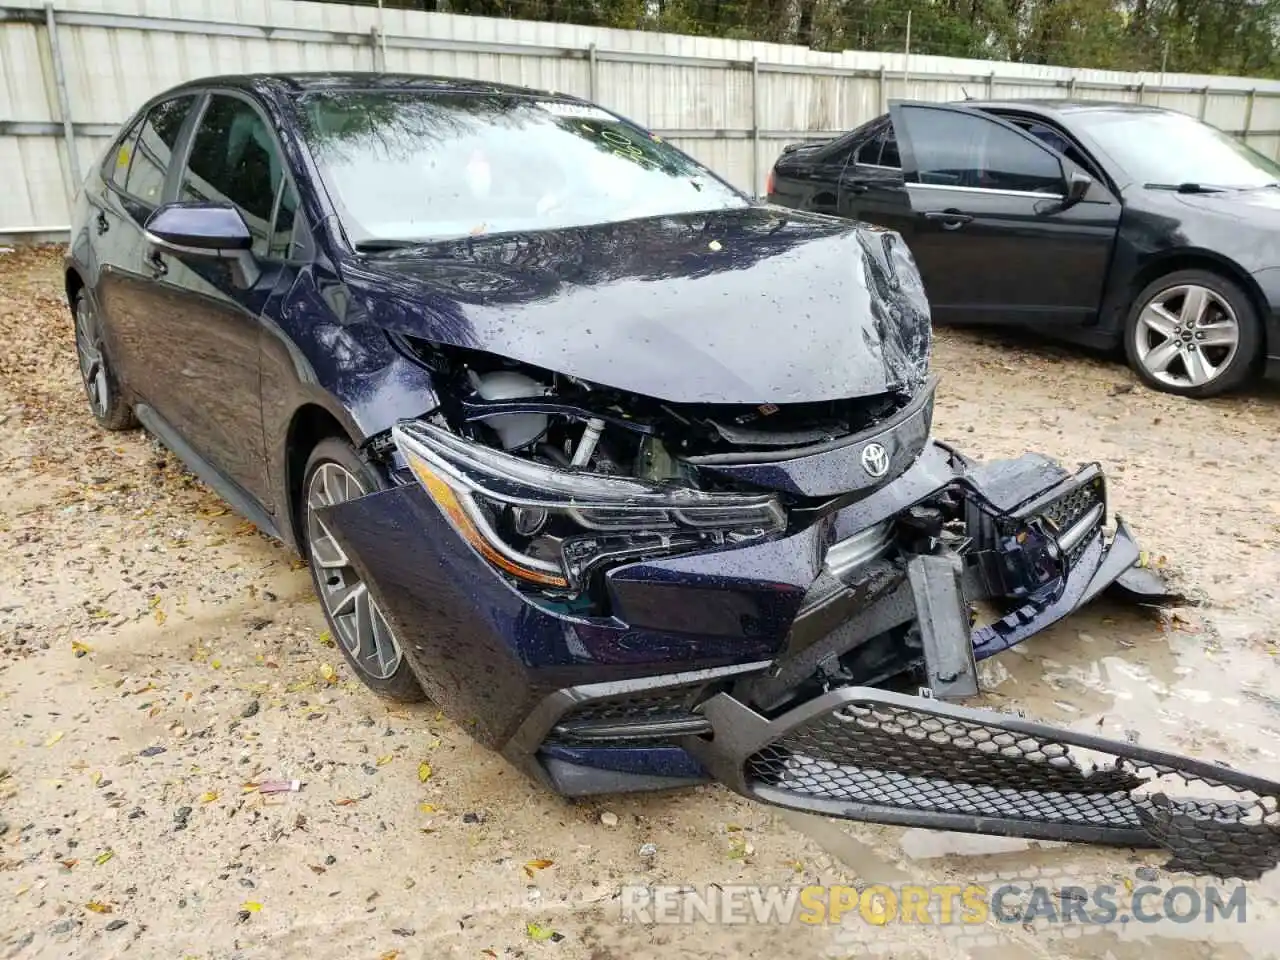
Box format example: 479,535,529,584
2,244,1280,959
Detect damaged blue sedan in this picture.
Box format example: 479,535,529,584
66,73,1280,879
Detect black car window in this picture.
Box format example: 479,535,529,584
855,128,883,166
879,127,901,169
268,178,300,260
181,95,287,256
121,95,197,205
106,117,144,189
896,106,1064,195
1003,116,1100,179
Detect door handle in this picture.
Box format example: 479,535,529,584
146,251,168,279
924,210,973,231
95,212,110,236
845,181,869,195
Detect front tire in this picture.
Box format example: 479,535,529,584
301,437,424,702
1123,269,1260,398
72,290,136,430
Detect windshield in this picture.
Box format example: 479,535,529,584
1073,108,1280,189
295,90,748,245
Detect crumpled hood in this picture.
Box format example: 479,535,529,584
341,205,931,404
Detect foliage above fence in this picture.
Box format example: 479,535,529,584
335,0,1280,79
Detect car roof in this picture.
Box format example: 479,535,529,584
955,98,1179,118
159,71,571,102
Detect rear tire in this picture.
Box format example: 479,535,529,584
72,290,136,431
301,437,424,702
1123,269,1260,398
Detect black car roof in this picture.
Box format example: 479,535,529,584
160,71,571,101
956,98,1178,117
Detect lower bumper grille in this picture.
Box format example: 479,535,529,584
689,689,1280,880
548,685,712,744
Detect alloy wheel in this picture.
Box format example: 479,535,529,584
1132,284,1239,390
74,296,111,418
306,462,404,680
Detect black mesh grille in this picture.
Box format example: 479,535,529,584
546,685,710,745
747,697,1280,879
1039,477,1104,534
559,688,703,726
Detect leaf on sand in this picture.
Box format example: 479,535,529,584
418,802,436,814
376,754,394,767
94,850,115,866
241,901,262,913
90,771,102,785
417,762,432,782
334,796,360,807
71,640,93,657
526,921,558,942
309,864,326,875
154,607,167,626
200,791,219,803
378,951,401,960
60,858,79,869
523,859,554,878
318,630,334,648
482,951,499,959
44,731,64,747
85,900,113,914
319,663,337,684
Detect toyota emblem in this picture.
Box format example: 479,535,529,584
860,442,890,478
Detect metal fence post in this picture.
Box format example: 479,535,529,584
1136,82,1145,104
369,27,381,71
750,57,760,198
986,70,994,99
1199,85,1209,120
588,43,598,102
1244,88,1256,143
878,65,886,114
44,1,81,204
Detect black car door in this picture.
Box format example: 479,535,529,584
887,101,1122,327
139,92,295,511
94,95,200,397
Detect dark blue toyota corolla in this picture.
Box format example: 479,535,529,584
66,72,1280,877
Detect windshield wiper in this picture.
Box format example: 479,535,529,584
1144,182,1227,194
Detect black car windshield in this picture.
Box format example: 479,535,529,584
295,90,748,245
1073,108,1280,189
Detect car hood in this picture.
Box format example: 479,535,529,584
339,206,931,405
1174,186,1280,223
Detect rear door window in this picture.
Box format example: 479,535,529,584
180,94,289,256
121,95,198,205
106,117,143,189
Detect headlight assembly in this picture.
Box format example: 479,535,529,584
392,420,786,593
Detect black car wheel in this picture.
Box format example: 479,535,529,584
302,438,424,701
1124,270,1260,398
73,291,136,430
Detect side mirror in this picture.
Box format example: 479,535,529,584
1062,169,1093,208
144,203,259,287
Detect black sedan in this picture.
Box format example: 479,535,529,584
62,74,1280,876
768,99,1280,397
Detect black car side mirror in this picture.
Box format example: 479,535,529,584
144,202,260,287
1060,170,1093,210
